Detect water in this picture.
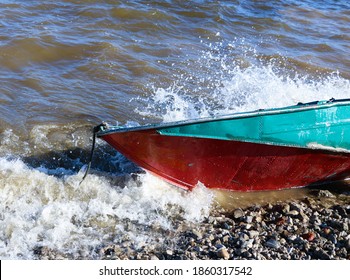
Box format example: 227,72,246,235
0,0,349,259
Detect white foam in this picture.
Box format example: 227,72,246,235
138,42,350,122
0,157,214,259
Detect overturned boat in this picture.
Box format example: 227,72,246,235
95,98,350,192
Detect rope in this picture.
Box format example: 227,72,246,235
79,124,104,185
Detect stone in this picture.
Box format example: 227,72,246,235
328,234,337,245
239,233,249,242
245,223,252,230
150,255,159,260
333,205,347,218
191,229,203,240
282,204,290,213
313,249,331,260
233,208,244,219
249,230,260,239
241,239,254,249
346,239,350,250
222,235,230,243
216,247,230,259
245,215,254,223
290,202,304,212
166,249,173,256
286,216,293,225
301,232,315,242
188,238,196,246
281,230,290,239
300,212,310,223
317,190,335,198
275,217,286,226
265,239,280,249
342,222,349,232
287,210,299,216
222,222,231,230
207,234,215,241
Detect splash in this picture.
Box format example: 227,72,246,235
0,156,214,259
137,41,350,122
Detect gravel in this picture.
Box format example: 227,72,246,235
34,188,350,260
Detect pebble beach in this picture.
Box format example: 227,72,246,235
34,186,350,260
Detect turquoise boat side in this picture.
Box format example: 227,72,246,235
158,100,350,151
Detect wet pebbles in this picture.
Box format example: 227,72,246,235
36,189,350,260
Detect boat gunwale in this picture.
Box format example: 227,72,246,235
96,98,350,137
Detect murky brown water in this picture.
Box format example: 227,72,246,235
214,181,350,210
0,0,349,259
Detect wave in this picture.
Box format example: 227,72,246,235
0,156,213,259
136,41,350,122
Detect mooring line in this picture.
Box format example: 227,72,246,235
79,124,104,185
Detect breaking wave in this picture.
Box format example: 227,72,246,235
137,41,350,122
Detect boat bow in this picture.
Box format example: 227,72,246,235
95,99,350,191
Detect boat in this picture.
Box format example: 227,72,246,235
94,98,350,192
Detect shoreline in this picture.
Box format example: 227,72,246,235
35,188,350,260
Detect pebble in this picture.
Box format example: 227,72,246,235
275,217,286,226
265,239,280,249
233,208,244,219
317,190,336,198
287,210,299,216
241,239,254,249
36,189,350,260
346,239,350,250
328,234,338,245
166,249,173,256
301,232,315,242
245,215,254,223
216,247,230,259
249,230,260,239
300,212,309,223
313,248,331,260
191,229,203,240
239,233,249,242
150,255,159,260
282,204,290,213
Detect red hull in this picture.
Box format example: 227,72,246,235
100,129,350,191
